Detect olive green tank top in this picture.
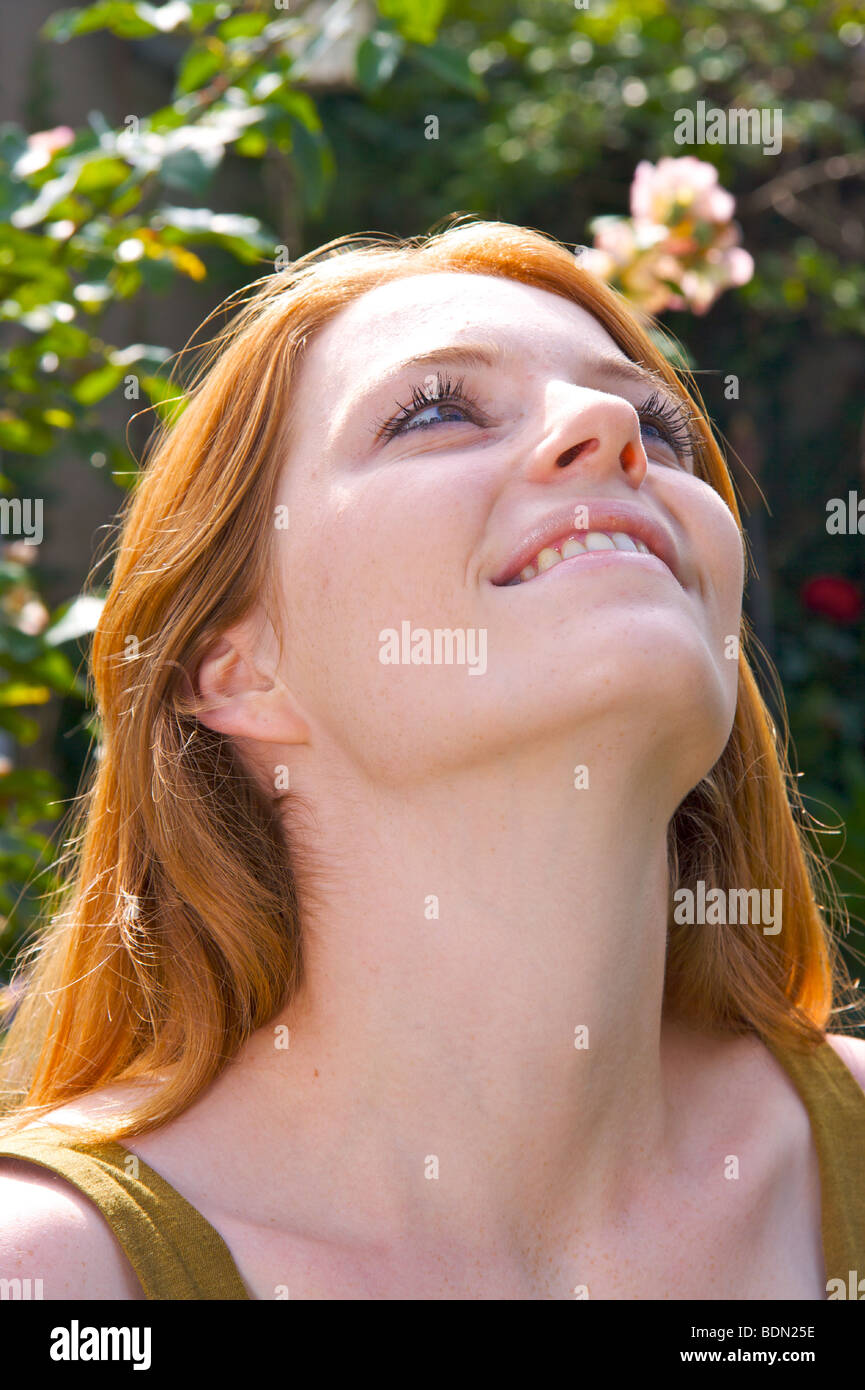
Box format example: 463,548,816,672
0,1036,863,1300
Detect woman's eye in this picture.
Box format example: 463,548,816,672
640,418,675,448
633,389,696,466
638,413,693,466
376,374,482,442
402,400,472,433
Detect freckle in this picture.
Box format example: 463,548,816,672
313,1069,319,1078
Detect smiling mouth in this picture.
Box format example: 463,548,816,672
497,528,661,586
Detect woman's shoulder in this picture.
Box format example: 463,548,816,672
670,1024,865,1176
824,1032,865,1093
0,1155,146,1299
0,1081,163,1300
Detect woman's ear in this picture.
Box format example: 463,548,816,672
193,618,310,746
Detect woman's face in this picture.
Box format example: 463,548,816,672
271,271,744,797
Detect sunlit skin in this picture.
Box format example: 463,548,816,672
16,271,857,1300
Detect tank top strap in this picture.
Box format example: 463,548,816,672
763,1035,865,1288
0,1124,250,1300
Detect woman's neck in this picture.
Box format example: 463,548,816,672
224,735,696,1250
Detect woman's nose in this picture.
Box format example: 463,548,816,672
525,391,649,490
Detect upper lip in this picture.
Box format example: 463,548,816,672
490,499,682,586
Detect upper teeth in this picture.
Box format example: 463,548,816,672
512,531,652,584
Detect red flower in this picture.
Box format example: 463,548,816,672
800,574,864,624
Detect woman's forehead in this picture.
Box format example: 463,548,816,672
302,270,621,389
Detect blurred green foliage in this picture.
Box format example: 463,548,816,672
0,0,863,982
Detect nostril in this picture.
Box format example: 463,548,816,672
555,438,598,469
620,440,642,471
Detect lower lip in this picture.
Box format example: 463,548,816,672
497,549,681,589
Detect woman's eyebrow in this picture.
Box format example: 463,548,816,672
369,340,506,385
589,353,681,400
369,340,678,402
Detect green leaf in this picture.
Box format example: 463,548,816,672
41,408,75,428
73,156,130,194
146,104,190,135
176,45,224,97
111,264,143,298
26,647,77,690
108,185,144,218
3,261,73,304
356,31,405,92
42,3,159,43
0,684,51,707
218,12,271,40
0,415,54,453
412,42,487,98
235,129,268,158
271,86,322,132
186,0,224,29
70,363,125,405
375,0,447,45
32,321,92,359
141,374,186,423
159,147,220,194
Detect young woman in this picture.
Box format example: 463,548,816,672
0,219,862,1301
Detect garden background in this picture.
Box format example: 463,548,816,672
0,0,863,1011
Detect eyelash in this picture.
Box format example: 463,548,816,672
375,372,697,462
375,372,481,442
636,389,698,461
